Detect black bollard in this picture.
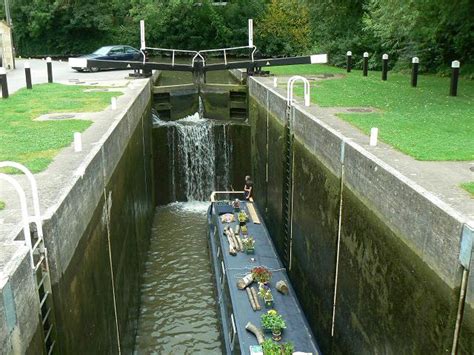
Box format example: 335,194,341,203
450,60,460,96
0,67,9,98
411,57,419,87
346,51,352,73
382,54,388,81
363,52,369,76
25,61,33,89
46,57,53,83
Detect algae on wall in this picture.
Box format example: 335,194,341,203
249,97,286,257
51,109,154,354
249,88,468,354
290,139,341,352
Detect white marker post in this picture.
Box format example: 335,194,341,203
111,97,117,110
273,77,278,88
140,20,146,50
74,132,82,152
248,19,253,47
369,128,378,146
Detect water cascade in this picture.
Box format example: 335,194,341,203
153,107,232,202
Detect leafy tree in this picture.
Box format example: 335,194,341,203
257,0,311,56
364,0,474,72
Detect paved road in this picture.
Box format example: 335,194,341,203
1,59,138,96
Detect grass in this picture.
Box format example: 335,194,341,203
0,84,120,172
271,64,474,161
0,200,4,210
461,182,474,197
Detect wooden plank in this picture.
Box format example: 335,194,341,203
247,203,261,224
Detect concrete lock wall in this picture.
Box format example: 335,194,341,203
1,80,154,354
248,77,473,354
42,83,154,354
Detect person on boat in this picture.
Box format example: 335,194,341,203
244,175,253,200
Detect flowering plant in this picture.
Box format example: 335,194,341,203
261,310,286,332
261,339,294,355
238,211,248,223
251,266,271,283
258,283,272,300
242,236,255,249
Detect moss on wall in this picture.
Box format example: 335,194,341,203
249,96,286,256
52,110,154,354
290,139,341,352
249,89,467,354
334,185,457,353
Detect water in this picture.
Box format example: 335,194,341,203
134,202,222,354
153,111,232,202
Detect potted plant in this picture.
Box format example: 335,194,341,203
242,236,255,254
261,339,294,355
261,310,287,341
258,283,274,308
232,199,240,212
241,225,248,235
251,266,272,284
238,211,248,225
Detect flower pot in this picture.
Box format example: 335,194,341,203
272,329,282,341
245,247,255,255
264,297,274,309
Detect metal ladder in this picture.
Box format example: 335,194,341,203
0,162,57,354
281,77,311,270
281,107,294,268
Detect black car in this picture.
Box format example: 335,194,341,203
69,45,144,72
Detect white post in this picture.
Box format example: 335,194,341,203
140,20,146,50
248,19,253,47
273,77,278,88
111,97,117,110
74,132,82,152
369,128,378,146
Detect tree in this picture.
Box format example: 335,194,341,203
257,0,311,56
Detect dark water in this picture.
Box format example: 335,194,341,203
134,202,222,354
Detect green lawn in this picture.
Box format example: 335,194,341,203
462,182,474,197
0,84,120,173
272,65,474,161
0,200,4,210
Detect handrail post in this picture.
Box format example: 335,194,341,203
0,161,43,238
287,75,311,108
0,173,34,267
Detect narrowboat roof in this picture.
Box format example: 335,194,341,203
208,198,321,354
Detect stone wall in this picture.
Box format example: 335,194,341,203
41,83,154,354
248,77,473,353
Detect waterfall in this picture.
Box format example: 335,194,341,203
153,111,232,202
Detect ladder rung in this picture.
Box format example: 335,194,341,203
32,237,44,253
39,291,49,308
42,308,52,325
34,255,46,271
37,274,48,290
47,341,56,355
44,323,54,342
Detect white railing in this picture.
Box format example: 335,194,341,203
287,75,311,107
0,161,44,269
